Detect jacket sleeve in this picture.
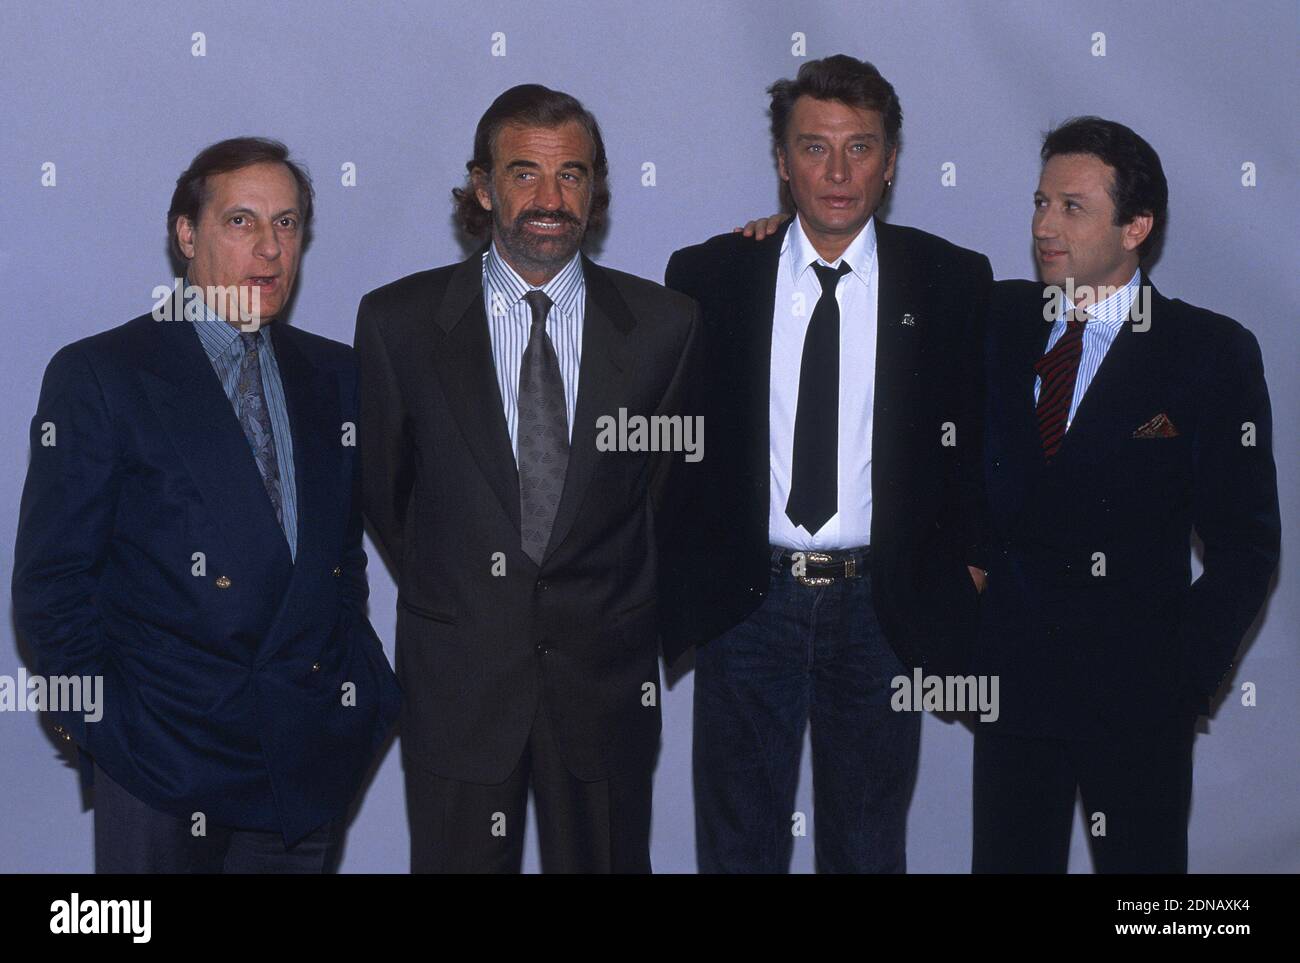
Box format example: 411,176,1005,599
1183,325,1280,710
12,343,120,748
353,294,414,576
649,299,704,515
337,356,370,617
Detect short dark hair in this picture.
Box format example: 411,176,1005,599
453,84,610,237
1041,116,1168,262
166,137,314,264
768,54,903,156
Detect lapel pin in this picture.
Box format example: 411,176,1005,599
901,313,915,327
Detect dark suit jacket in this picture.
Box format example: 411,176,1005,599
975,277,1280,737
354,249,700,784
661,219,993,674
12,313,401,845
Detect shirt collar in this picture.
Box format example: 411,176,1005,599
1062,267,1141,333
484,242,586,319
182,275,270,361
783,213,877,287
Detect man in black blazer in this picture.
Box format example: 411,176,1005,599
13,138,401,872
355,85,699,873
662,55,991,873
973,117,1280,872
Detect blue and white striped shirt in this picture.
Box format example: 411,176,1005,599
481,243,585,460
183,283,299,560
1034,268,1141,430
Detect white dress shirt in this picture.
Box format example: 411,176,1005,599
769,214,878,550
1033,267,1140,430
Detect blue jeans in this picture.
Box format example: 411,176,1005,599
693,547,920,873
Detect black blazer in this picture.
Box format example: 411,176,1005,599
975,277,1280,737
12,314,401,845
661,219,993,674
354,249,700,784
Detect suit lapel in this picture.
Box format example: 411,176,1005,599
269,324,338,568
430,248,523,534
746,221,787,532
871,222,925,521
543,254,634,563
1054,276,1164,463
1006,285,1055,479
873,221,924,404
138,317,293,578
256,324,343,659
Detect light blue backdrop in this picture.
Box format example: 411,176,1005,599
2,0,1295,872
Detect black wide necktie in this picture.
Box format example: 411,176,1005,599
786,261,851,535
517,289,570,564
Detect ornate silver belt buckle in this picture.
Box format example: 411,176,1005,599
795,551,834,588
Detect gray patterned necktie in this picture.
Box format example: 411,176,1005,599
236,332,285,529
517,290,569,564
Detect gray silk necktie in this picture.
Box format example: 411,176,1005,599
236,332,285,529
517,290,569,564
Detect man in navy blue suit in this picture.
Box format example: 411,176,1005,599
12,137,401,873
973,118,1280,872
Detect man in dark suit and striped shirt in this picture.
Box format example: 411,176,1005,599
355,85,700,873
973,117,1280,872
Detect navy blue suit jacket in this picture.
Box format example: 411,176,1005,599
975,277,1280,738
13,312,401,844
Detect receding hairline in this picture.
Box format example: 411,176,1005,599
189,160,307,223
479,119,598,173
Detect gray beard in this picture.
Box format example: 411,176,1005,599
491,209,583,278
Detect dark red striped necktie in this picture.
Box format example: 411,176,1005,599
1033,309,1088,460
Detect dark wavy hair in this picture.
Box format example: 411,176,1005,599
453,84,610,237
166,137,314,263
767,54,902,211
768,54,902,154
1041,116,1168,262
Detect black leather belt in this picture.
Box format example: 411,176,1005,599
775,546,870,587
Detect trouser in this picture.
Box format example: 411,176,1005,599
972,725,1195,873
93,762,339,873
693,546,920,873
405,699,654,873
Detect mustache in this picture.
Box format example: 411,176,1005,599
513,209,581,228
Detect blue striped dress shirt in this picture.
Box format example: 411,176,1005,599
481,243,585,460
183,283,299,560
1034,268,1141,430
